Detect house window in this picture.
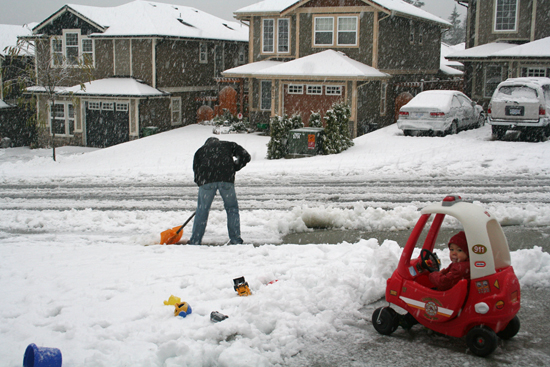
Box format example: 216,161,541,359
337,17,357,46
171,97,181,125
326,86,342,95
380,82,387,115
262,18,290,54
238,45,245,65
288,84,303,94
260,80,272,111
51,30,94,67
278,18,290,53
50,102,74,136
307,85,322,95
409,21,415,44
199,43,208,64
88,101,101,110
484,65,503,98
522,67,548,77
102,102,114,111
52,38,63,66
82,38,93,65
418,27,424,45
495,0,518,31
116,102,129,112
314,17,334,46
262,19,275,53
65,32,79,65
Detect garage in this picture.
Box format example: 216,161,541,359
85,100,129,148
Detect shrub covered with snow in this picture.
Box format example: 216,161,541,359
322,102,354,155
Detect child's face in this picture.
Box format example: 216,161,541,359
449,243,468,263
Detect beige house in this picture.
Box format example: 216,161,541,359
224,0,454,137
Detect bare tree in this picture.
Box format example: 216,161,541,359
4,36,93,160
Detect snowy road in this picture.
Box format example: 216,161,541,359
2,175,550,212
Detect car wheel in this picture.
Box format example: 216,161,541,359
492,125,506,140
477,112,486,128
466,325,498,357
446,121,458,135
497,315,520,340
372,307,399,335
403,130,412,136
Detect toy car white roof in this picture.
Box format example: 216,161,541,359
421,200,511,279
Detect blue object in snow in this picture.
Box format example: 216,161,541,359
23,343,62,367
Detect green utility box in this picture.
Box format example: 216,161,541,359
141,126,159,137
286,127,324,158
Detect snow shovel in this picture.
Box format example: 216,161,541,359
160,212,196,245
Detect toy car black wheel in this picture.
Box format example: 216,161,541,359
497,315,520,340
466,325,498,357
372,307,399,335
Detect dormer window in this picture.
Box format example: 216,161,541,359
494,0,518,32
51,30,94,67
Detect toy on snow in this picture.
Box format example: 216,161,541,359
233,276,252,296
372,195,521,357
174,302,192,317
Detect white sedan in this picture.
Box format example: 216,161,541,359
397,90,485,136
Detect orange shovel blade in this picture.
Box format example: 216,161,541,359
160,226,184,245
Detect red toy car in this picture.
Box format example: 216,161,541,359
372,195,521,357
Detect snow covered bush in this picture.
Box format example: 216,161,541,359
308,111,323,128
267,115,292,159
323,102,354,154
289,113,304,130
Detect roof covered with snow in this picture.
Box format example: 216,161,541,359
440,42,464,76
235,0,450,27
0,24,36,56
444,40,550,60
223,50,390,80
34,1,248,42
491,37,550,58
26,78,169,97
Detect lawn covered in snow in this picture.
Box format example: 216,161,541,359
1,123,550,366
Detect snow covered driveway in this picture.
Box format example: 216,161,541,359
1,124,550,366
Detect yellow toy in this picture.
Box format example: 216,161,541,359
174,302,192,317
233,276,252,296
163,295,181,306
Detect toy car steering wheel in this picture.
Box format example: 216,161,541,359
420,249,441,272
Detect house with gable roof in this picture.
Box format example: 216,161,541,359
447,0,550,106
22,0,248,148
223,0,454,137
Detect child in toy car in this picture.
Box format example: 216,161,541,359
372,196,521,357
416,231,471,291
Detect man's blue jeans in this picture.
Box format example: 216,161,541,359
189,182,243,245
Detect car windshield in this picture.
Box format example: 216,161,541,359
495,86,538,102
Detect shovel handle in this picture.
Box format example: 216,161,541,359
176,212,196,235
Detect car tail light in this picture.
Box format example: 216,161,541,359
540,106,546,116
487,104,492,114
399,111,409,117
430,112,445,117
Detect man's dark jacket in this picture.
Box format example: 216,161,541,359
193,137,251,186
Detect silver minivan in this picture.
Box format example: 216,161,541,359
488,77,550,141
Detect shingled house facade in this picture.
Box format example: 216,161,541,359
23,1,248,147
448,0,550,106
224,0,452,137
